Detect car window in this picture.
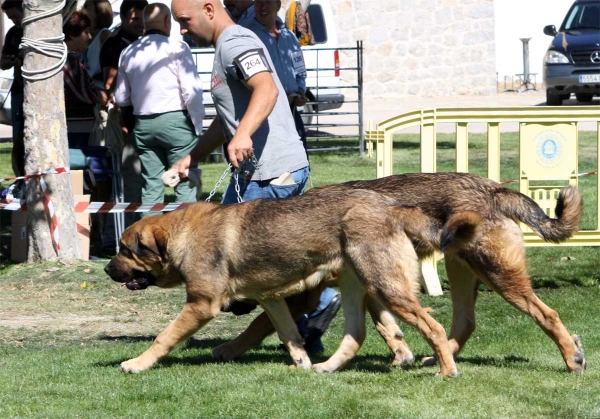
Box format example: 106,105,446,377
307,4,327,44
563,3,600,30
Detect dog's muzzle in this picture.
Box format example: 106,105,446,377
104,262,157,291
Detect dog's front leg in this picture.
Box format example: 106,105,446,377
120,300,219,373
259,299,312,369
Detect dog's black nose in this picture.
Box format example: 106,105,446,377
104,265,110,274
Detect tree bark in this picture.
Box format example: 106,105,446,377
22,0,81,261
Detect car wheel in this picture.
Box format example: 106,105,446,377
301,89,317,126
301,104,314,126
575,93,594,103
546,90,563,106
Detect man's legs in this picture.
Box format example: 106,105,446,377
163,112,198,203
134,115,168,218
298,287,342,353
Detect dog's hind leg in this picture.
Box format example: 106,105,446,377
213,288,323,362
120,299,221,373
466,225,586,374
259,298,312,369
312,269,367,373
366,297,415,367
423,255,480,367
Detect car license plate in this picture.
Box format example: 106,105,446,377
579,74,600,83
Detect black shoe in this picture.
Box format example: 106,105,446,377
303,294,341,350
221,300,258,315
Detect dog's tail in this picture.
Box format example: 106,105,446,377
494,186,583,243
439,211,483,252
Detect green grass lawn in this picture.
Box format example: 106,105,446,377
0,131,599,417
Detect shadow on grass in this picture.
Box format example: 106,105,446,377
95,334,533,374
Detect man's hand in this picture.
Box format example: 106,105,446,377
171,153,196,181
227,133,253,169
292,89,308,107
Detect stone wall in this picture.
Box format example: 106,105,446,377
329,0,497,99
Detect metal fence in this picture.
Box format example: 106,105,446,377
190,41,364,157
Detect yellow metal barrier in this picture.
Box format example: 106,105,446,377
366,106,600,295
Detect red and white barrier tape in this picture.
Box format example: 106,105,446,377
0,167,69,183
0,199,194,213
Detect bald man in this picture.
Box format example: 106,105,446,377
115,2,205,215
171,0,308,204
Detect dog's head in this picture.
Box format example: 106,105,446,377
104,216,183,290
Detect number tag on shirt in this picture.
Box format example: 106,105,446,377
234,48,272,80
291,50,306,74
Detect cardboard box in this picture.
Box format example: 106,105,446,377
10,194,91,261
70,170,84,195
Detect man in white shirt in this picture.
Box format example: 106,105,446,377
115,3,205,214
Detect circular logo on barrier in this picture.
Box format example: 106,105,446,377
533,129,565,170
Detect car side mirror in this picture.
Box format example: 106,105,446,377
543,25,557,36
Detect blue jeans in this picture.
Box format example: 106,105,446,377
306,287,338,319
221,166,309,204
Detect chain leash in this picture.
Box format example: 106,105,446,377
205,163,233,203
205,152,262,204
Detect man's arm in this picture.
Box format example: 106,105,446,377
113,65,131,107
103,66,119,96
228,71,279,168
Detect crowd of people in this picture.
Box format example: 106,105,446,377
1,0,340,354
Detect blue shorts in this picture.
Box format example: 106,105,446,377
222,166,309,204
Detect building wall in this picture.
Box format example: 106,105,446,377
329,0,497,99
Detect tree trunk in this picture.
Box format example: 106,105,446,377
22,0,81,261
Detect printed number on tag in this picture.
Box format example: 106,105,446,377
291,50,306,73
234,49,272,80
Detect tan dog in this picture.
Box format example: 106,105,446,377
214,172,586,374
104,189,457,376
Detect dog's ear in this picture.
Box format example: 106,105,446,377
152,226,169,261
135,227,169,261
131,226,168,260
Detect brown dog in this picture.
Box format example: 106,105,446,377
214,172,586,374
104,189,457,376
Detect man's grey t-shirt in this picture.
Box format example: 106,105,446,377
211,25,308,181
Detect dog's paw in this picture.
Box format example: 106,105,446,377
421,355,438,367
391,350,415,367
212,342,244,362
120,357,152,374
435,369,459,378
570,334,586,374
312,362,338,374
